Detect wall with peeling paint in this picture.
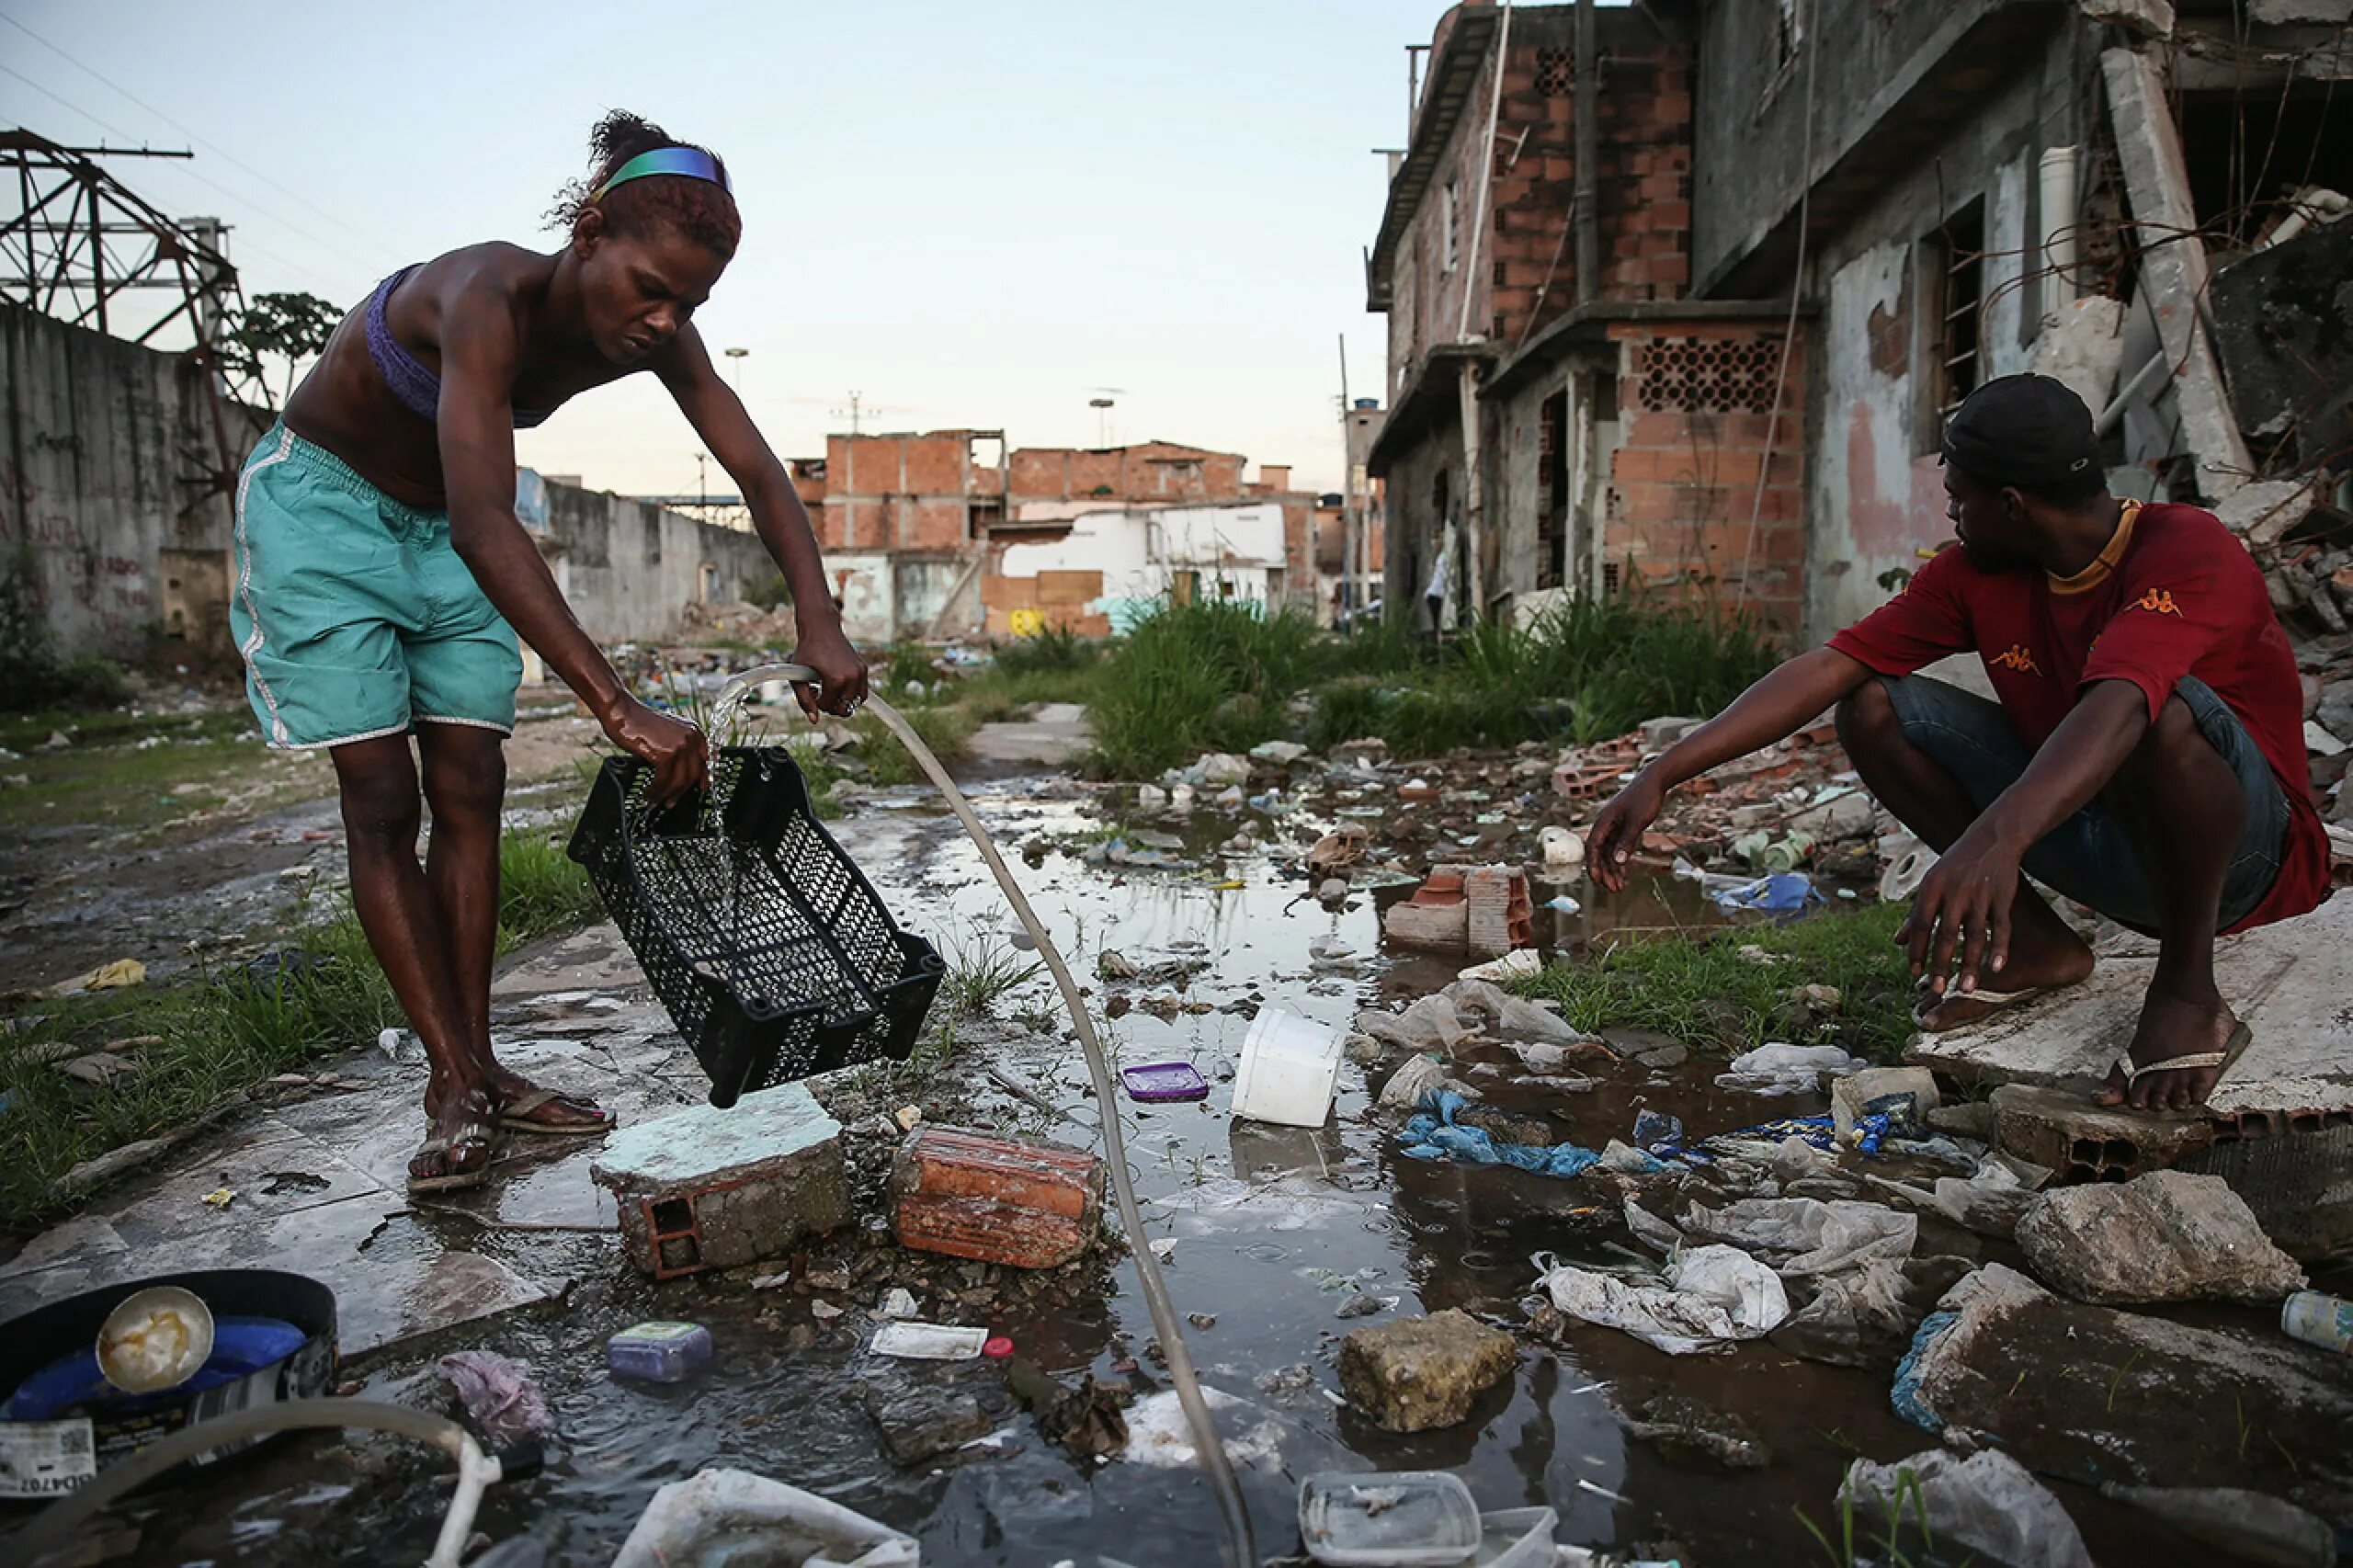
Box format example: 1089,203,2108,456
1801,44,2075,638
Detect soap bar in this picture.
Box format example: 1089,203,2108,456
608,1321,712,1383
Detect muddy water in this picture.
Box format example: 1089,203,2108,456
86,780,2200,1566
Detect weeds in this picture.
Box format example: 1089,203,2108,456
1515,900,1915,1062
1793,1466,1957,1568
0,547,132,713
938,926,1046,1016
1087,597,1324,776
0,829,609,1229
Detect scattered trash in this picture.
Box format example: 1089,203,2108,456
1399,1091,1601,1177
1232,1006,1344,1128
610,1468,918,1568
1841,1449,2093,1568
1645,1196,1917,1278
1618,1393,1772,1470
1859,1152,2050,1240
982,1335,1015,1358
2016,1170,2306,1305
892,1104,924,1133
607,1322,713,1384
1713,1042,1864,1096
52,959,145,996
1122,1386,1281,1470
870,1322,990,1360
2283,1290,2353,1355
892,1124,1105,1269
1384,867,1469,948
1543,894,1582,914
1878,833,1937,901
96,1286,214,1394
1121,1062,1210,1103
436,1350,557,1445
1097,949,1141,981
1336,1310,1518,1433
1298,1469,1480,1564
878,1288,918,1320
864,1382,993,1467
1533,1244,1789,1356
1771,1257,1976,1370
1376,1055,1450,1116
1631,1110,1683,1152
1709,871,1820,913
1457,949,1541,984
1828,1067,1938,1142
200,1187,234,1210
1539,824,1585,868
1195,753,1252,787
1249,740,1308,766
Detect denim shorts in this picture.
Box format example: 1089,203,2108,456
1879,672,2288,932
230,426,521,749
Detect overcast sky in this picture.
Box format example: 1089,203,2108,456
0,0,1510,495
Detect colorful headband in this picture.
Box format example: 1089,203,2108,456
590,147,732,203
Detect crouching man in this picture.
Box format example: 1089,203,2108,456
1586,374,2329,1114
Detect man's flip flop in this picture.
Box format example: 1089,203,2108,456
1913,982,2063,1029
496,1087,618,1136
407,1120,495,1194
2109,1020,2254,1111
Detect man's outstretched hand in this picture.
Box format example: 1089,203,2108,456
1586,770,1665,892
788,624,870,722
1899,821,2022,1002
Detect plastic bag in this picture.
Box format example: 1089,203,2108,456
1534,1244,1790,1356
612,1467,920,1568
1677,1197,1917,1278
1399,1090,1601,1177
1714,1042,1864,1096
1841,1449,2093,1568
435,1350,557,1447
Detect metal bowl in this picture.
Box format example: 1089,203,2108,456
96,1285,216,1393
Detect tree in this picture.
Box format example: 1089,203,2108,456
225,291,344,409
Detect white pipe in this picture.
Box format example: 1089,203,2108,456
2039,145,2078,308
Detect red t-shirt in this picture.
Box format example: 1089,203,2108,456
1827,500,2328,933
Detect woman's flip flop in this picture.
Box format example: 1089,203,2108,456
406,1119,496,1194
496,1087,618,1136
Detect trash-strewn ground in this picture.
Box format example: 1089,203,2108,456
6,677,2348,1568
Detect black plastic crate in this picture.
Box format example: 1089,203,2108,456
567,746,943,1107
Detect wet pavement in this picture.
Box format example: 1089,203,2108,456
2,765,2297,1565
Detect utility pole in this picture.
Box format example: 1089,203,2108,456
696,451,708,511
1338,333,1358,622
831,390,870,436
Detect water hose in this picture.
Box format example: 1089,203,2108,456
713,665,1259,1568
16,1398,500,1568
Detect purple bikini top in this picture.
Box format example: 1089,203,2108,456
367,266,554,430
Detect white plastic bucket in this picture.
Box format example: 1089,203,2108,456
1233,1006,1344,1127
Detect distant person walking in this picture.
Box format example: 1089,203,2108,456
233,112,866,1191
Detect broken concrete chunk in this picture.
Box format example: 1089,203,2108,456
1336,1309,1518,1433
2100,1483,2338,1568
1990,1082,2215,1181
864,1382,994,1467
1897,1264,2353,1512
592,1084,849,1278
2015,1170,2306,1304
1843,1449,2093,1568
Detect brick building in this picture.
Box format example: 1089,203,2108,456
1367,0,1807,632
812,432,1323,642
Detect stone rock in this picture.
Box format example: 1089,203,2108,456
1926,1101,1995,1141
1990,1083,2214,1181
1636,1042,1689,1070
2318,679,2353,745
864,1383,994,1466
1619,1393,1772,1470
1336,1309,1518,1433
1195,753,1251,787
2101,1483,2339,1567
2016,1170,2305,1304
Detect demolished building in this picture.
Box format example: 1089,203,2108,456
1367,0,2353,641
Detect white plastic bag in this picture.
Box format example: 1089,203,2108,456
1677,1197,1917,1278
612,1468,920,1568
1714,1041,1865,1096
1842,1449,2093,1568
1534,1244,1789,1356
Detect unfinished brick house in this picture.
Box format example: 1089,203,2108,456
1368,0,1804,631
1370,0,2352,644
813,432,1321,642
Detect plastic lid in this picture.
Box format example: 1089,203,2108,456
982,1335,1015,1358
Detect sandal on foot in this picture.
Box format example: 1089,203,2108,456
495,1087,617,1136
406,1121,496,1194
1913,980,2073,1030
2109,1020,2255,1112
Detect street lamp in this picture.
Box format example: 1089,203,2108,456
1088,396,1115,448
723,346,748,396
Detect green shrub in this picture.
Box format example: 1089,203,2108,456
995,624,1097,676
742,572,791,610
1086,597,1322,777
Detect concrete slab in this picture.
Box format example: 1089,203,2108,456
1908,896,2353,1116
963,705,1094,769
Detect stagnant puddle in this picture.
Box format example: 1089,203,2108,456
81,778,2207,1565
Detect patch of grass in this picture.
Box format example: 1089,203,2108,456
1515,900,1915,1062
852,703,976,787
938,926,1046,1016
1794,1465,1952,1568
995,624,1097,676
0,709,309,838
0,829,612,1229
1087,597,1323,777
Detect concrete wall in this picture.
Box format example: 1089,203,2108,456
1,301,250,661
2,302,767,662
997,501,1291,627
1798,40,2070,635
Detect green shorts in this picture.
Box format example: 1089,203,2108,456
231,426,521,750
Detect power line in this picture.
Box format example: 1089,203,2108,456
1,13,401,263
0,66,362,296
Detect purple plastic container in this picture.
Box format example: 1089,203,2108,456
1122,1062,1211,1103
